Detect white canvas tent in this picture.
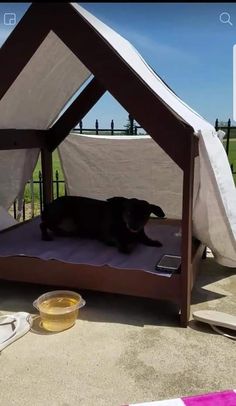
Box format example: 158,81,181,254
0,3,235,326
0,3,235,266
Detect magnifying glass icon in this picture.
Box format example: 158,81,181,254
219,12,233,26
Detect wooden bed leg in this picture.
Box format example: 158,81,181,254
180,306,189,328
202,247,207,259
41,148,53,207
180,134,195,328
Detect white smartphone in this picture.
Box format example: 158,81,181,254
155,255,181,272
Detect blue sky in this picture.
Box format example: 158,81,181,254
0,3,236,129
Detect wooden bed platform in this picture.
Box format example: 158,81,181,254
0,218,205,327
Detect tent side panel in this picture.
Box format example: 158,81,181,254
0,4,54,100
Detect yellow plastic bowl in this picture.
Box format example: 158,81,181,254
33,290,86,332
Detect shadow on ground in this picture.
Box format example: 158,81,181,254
0,279,180,327
191,257,235,305
0,257,235,328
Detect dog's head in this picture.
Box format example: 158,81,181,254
107,197,165,233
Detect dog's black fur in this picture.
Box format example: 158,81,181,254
40,196,165,254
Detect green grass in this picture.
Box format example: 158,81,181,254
24,151,65,208
223,138,236,183
32,150,64,178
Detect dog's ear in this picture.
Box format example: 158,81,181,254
150,204,166,218
107,197,127,209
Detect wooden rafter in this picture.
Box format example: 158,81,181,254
0,4,54,101
50,3,195,170
48,77,106,151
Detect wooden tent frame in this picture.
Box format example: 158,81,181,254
0,3,205,326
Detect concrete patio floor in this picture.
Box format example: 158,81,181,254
0,256,235,406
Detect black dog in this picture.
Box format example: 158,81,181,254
40,196,165,254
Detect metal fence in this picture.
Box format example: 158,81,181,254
10,117,235,221
73,115,146,135
215,118,236,175
11,170,66,221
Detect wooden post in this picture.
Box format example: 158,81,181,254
129,114,134,135
41,148,53,208
226,118,231,156
111,119,114,135
180,134,195,327
202,247,207,259
39,171,43,214
79,120,83,134
56,170,59,198
95,119,99,135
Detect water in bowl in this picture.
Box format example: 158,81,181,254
39,296,79,332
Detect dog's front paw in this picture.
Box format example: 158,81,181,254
147,239,162,247
153,240,162,247
105,239,116,247
41,234,53,241
118,244,134,254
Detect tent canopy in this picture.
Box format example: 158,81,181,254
0,3,198,168
0,3,235,266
